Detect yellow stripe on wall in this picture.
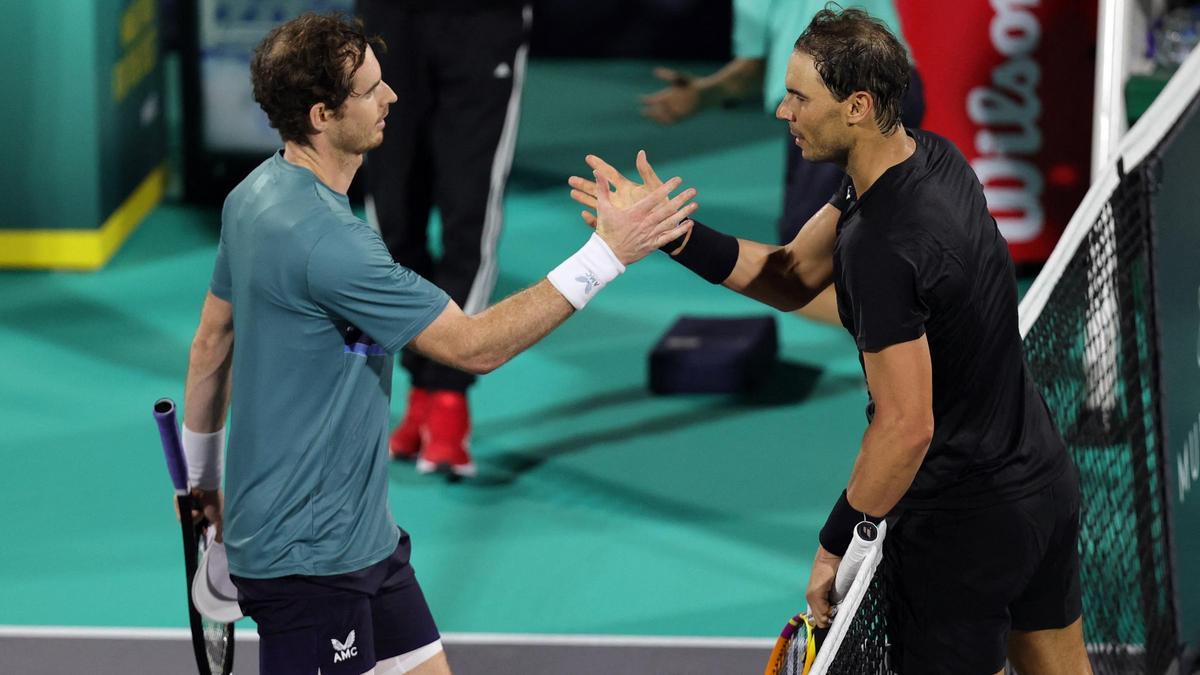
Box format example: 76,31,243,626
0,164,166,270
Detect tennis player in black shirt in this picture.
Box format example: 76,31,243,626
569,8,1091,675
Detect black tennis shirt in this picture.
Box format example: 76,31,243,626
832,129,1067,510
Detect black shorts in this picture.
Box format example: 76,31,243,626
231,530,440,675
885,464,1082,674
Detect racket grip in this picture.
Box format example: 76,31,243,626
831,520,885,603
153,398,189,495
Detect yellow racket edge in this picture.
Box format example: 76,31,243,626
763,612,817,675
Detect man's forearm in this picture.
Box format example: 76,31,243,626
845,418,932,516
693,57,765,108
183,335,234,433
721,239,823,311
672,205,838,311
455,280,574,374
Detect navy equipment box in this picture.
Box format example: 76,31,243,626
648,316,778,394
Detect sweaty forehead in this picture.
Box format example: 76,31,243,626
785,51,822,92
351,45,380,89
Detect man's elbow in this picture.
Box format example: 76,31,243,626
190,330,231,360
903,417,934,457
880,413,934,462
771,297,804,313
462,355,505,375
453,341,509,375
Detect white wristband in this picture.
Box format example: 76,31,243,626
182,425,225,491
546,233,626,310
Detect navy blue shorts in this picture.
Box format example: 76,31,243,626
231,530,440,675
885,464,1083,674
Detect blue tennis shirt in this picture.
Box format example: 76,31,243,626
210,151,449,578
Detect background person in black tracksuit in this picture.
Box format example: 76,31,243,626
569,8,1092,674
357,0,532,477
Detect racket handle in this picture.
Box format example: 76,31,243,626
153,398,189,496
831,520,885,603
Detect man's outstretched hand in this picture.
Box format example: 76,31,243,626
568,150,669,228
639,67,701,125
586,166,697,265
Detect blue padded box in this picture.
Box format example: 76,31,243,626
648,315,779,394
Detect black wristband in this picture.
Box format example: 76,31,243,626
818,490,883,557
659,231,689,254
663,220,739,284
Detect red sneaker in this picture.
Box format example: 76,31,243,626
416,391,475,477
389,387,430,459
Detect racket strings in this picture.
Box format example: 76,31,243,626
780,630,809,674
202,618,232,672
769,613,817,675
196,527,235,675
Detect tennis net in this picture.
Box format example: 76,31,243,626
1016,46,1200,675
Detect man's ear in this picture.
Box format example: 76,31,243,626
845,91,875,127
308,102,331,134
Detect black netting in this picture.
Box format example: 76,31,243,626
1022,160,1178,675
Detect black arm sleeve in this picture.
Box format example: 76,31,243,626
664,220,740,285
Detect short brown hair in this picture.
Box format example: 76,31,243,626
794,6,910,135
250,13,384,146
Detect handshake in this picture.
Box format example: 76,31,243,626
565,150,699,264
547,149,738,310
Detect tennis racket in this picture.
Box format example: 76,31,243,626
154,397,235,675
765,520,887,675
764,611,819,675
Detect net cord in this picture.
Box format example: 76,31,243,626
1018,44,1200,338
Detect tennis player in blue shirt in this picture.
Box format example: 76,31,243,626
179,13,696,675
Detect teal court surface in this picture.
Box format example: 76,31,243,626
1,61,895,673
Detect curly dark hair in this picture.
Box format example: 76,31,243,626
794,5,910,135
250,13,385,146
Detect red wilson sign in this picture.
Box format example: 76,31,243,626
897,0,1098,265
